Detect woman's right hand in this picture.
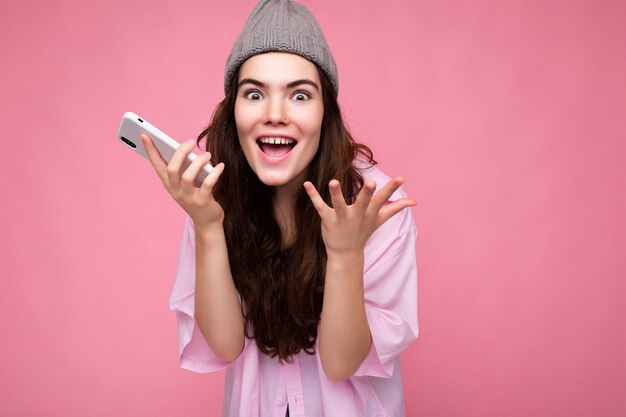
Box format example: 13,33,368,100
140,133,226,230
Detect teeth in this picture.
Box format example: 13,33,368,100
258,137,295,145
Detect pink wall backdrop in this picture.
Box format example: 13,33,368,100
1,0,624,416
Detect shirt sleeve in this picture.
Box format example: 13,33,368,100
168,215,249,373
352,199,419,379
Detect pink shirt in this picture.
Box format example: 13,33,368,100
169,164,418,417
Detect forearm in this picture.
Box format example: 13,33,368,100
319,250,372,383
194,223,245,362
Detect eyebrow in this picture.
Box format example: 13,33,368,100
238,78,320,92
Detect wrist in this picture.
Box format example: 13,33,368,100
194,221,225,242
326,249,364,269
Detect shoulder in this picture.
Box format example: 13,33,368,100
354,159,408,203
353,160,418,271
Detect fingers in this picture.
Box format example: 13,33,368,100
305,177,415,226
303,181,328,215
328,180,348,213
166,139,197,189
368,177,417,226
181,151,213,193
140,133,168,184
376,198,417,228
353,180,376,212
370,177,406,213
198,162,225,200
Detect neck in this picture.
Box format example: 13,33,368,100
273,188,298,251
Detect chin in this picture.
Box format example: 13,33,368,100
254,168,304,191
257,175,291,187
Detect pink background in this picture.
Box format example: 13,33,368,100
1,0,625,416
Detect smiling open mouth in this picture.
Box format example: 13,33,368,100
257,137,297,157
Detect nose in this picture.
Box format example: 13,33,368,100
263,97,288,125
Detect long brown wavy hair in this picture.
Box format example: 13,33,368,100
197,64,376,363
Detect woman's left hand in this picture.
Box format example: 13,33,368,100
303,177,416,256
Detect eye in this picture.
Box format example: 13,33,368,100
244,90,263,100
292,91,311,101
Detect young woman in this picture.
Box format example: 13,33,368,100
141,1,418,416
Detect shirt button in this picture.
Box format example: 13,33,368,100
276,394,285,403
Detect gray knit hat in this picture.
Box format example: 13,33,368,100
224,0,339,97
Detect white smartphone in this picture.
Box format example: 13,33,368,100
117,111,213,188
